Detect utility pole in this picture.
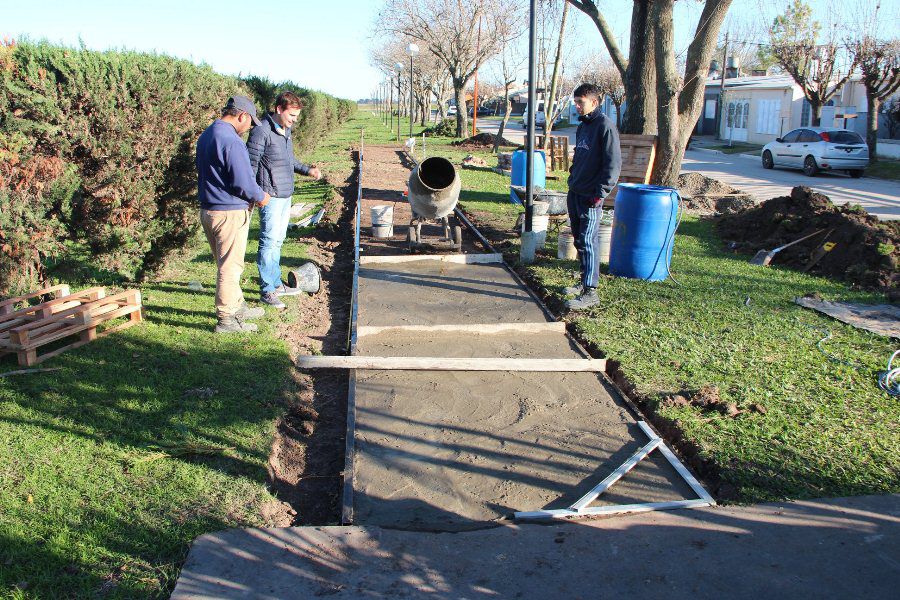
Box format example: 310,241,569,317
472,14,483,137
716,31,729,140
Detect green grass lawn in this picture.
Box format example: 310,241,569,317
370,108,899,504
0,112,363,598
866,158,900,181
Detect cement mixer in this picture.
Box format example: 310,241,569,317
407,156,463,251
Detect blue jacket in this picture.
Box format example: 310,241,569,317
196,120,265,210
247,113,311,198
568,108,622,199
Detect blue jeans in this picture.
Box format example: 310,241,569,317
257,196,292,294
567,191,603,289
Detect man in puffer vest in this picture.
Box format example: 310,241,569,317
564,83,621,310
248,91,322,309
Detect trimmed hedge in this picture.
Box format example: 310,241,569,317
0,41,353,296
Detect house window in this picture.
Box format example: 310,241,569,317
801,99,811,127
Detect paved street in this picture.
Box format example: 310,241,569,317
682,150,900,220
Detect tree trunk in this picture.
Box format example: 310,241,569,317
867,91,880,163
613,101,623,129
811,100,822,127
622,0,657,134
494,87,513,154
453,80,468,138
542,0,569,147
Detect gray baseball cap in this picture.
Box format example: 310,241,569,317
225,95,262,126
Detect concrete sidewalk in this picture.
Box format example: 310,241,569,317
172,494,900,599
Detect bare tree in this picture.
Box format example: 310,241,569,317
846,1,900,161
376,0,518,137
768,0,855,127
577,54,625,129
541,0,570,146
849,37,900,160
487,44,526,153
568,0,732,186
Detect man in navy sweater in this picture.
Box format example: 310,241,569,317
196,96,271,333
565,83,622,310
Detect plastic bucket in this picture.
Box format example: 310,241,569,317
609,184,680,281
520,213,550,248
598,223,613,263
287,262,321,293
510,150,546,203
370,205,394,238
558,228,577,260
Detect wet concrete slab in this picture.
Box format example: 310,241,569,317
357,259,550,327
348,330,696,530
172,494,900,600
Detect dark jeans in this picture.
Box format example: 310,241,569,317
566,191,603,288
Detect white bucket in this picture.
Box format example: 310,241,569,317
598,223,613,263
521,213,550,248
558,228,577,260
370,205,394,238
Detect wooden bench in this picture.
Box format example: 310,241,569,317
1,289,142,367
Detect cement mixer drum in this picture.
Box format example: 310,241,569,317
407,156,462,219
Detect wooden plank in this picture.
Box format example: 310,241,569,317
356,322,565,337
0,285,71,315
297,355,606,372
0,287,106,325
15,319,140,367
359,253,503,265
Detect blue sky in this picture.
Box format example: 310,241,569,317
3,0,898,100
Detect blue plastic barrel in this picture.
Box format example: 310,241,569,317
609,184,681,281
510,150,546,203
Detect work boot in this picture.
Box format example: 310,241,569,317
566,288,600,311
563,283,584,297
214,315,259,334
236,302,264,321
260,291,286,310
273,282,304,297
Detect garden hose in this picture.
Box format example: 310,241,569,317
877,350,900,397
664,190,685,286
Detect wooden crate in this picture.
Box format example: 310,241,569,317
537,135,570,172
2,290,143,367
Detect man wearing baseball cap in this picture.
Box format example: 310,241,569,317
196,95,271,333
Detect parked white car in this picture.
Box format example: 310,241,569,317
447,105,457,117
761,127,869,178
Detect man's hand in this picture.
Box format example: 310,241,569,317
308,166,322,180
257,192,271,208
590,196,603,208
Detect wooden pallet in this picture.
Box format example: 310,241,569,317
604,134,657,208
0,284,73,316
1,290,142,367
537,135,570,172
0,287,108,346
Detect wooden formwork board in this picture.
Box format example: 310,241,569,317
298,355,606,372
0,284,71,316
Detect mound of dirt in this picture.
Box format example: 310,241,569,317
677,173,756,215
717,186,900,290
452,132,517,148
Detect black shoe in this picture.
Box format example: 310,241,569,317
260,292,286,310
566,288,600,310
214,315,259,334
273,283,304,297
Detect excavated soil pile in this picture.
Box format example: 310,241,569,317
677,172,756,215
717,186,900,291
453,132,517,148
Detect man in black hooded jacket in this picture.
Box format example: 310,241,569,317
564,83,621,310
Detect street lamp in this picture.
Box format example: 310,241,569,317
407,43,419,140
395,61,403,141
